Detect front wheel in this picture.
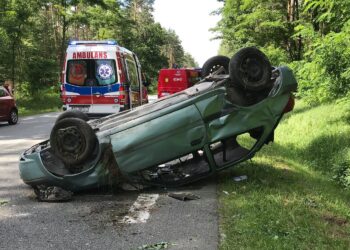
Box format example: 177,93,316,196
201,55,230,77
50,118,97,166
8,109,18,125
55,110,89,124
229,47,272,91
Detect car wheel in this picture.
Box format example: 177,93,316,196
50,118,97,166
201,55,230,77
8,109,18,125
229,47,272,91
55,110,89,123
56,110,89,124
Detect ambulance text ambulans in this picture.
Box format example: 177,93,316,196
60,40,148,116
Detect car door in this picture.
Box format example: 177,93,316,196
124,53,142,108
0,87,9,120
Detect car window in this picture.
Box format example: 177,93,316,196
95,60,116,85
125,54,140,90
67,59,117,86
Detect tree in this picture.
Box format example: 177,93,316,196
216,0,350,103
162,29,185,68
0,0,189,93
182,53,198,68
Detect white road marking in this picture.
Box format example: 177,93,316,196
120,194,159,224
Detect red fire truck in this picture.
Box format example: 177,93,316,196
157,68,200,98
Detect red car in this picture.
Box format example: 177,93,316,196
0,86,18,125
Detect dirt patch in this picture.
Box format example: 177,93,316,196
322,213,348,226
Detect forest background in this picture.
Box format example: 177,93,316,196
1,0,350,103
216,0,350,104
0,0,197,95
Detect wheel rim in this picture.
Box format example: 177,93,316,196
210,64,227,74
57,126,86,159
10,111,18,123
239,56,264,84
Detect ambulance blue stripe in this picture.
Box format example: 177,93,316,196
65,83,120,95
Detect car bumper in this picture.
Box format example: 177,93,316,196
19,145,110,192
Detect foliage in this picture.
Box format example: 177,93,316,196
216,0,350,104
182,52,199,68
15,84,62,116
0,0,195,98
219,100,350,249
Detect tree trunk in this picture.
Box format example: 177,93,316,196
11,41,15,87
60,0,67,71
287,0,302,60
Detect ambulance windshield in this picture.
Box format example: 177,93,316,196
66,59,117,86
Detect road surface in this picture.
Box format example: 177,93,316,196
0,111,218,250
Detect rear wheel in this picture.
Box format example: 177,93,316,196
50,118,96,166
229,47,272,91
201,55,230,77
8,109,18,125
56,110,89,124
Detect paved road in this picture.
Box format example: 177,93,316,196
0,112,218,250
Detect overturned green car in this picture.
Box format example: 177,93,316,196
19,48,297,192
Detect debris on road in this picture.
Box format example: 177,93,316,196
0,200,9,206
137,241,170,250
233,175,248,182
34,185,73,202
168,192,200,201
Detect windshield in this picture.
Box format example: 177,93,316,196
66,59,117,86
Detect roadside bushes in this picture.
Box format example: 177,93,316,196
16,83,61,116
290,24,350,104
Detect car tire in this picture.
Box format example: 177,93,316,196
201,55,230,77
50,117,97,166
8,109,18,125
229,47,272,91
55,110,89,124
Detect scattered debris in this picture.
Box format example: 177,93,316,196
233,175,248,182
220,233,227,241
0,200,9,206
168,192,200,201
34,185,73,202
120,182,146,191
304,197,318,208
137,242,170,250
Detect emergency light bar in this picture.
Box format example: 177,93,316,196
69,40,118,45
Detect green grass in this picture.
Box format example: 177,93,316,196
16,91,62,116
219,99,350,249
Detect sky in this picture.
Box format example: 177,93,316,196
153,0,223,66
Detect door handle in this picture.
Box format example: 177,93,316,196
191,137,203,146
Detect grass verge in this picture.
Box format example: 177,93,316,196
16,91,61,116
219,99,350,249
